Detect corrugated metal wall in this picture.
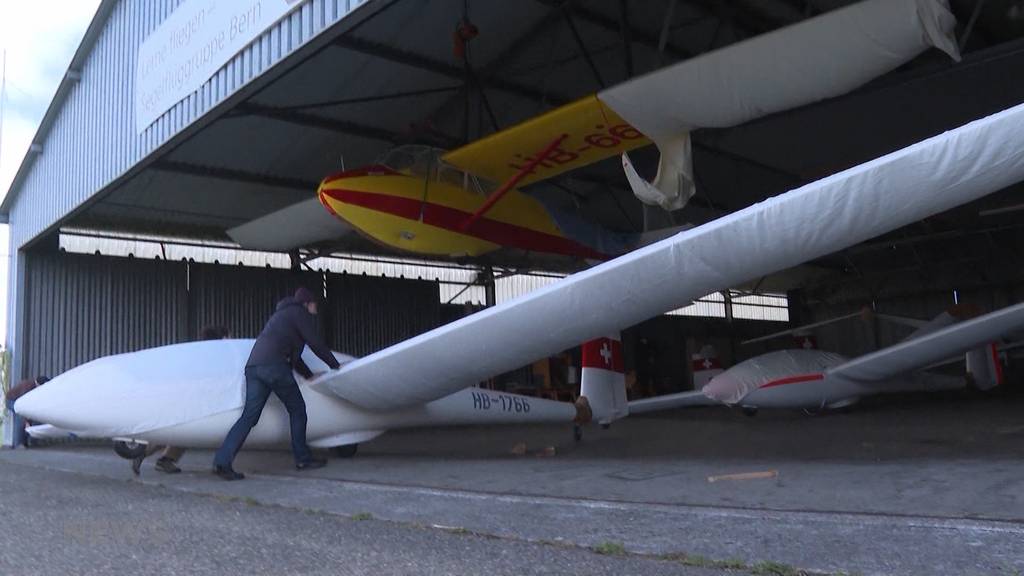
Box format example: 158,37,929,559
22,252,189,379
22,251,440,380
8,0,375,250
328,273,440,356
188,263,323,340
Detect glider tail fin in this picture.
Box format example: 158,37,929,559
966,343,1003,391
580,334,629,426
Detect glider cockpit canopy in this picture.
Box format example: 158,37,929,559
377,145,493,197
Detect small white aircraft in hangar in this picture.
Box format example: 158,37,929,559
16,99,1024,457
631,306,1019,417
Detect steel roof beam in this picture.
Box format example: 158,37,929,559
535,0,695,61
234,102,462,149
685,0,773,39
234,102,403,144
399,6,570,148
619,0,636,78
563,7,607,89
333,35,553,104
150,160,318,191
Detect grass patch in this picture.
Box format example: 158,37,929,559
350,512,374,521
593,541,627,556
751,560,806,576
662,553,747,570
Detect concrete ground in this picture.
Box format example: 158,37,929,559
3,388,1023,575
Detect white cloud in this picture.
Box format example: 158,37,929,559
1,0,101,198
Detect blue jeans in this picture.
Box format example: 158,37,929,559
213,364,313,468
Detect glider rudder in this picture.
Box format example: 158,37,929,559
580,334,629,426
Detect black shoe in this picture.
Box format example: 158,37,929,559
213,465,244,481
155,457,181,474
295,458,327,471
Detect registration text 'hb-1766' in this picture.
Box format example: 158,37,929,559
471,391,531,413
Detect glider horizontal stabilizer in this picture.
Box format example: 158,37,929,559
628,391,721,415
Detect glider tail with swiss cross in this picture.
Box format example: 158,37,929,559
580,334,628,426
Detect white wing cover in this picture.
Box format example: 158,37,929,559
313,101,1024,412
829,303,1024,382
15,340,352,437
600,0,960,209
227,198,349,251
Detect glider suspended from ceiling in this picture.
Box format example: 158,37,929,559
229,0,960,261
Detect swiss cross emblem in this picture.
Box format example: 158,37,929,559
583,337,622,372
801,337,813,349
702,358,713,369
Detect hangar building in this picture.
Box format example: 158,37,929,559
3,0,1024,446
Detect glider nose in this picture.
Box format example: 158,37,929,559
12,386,67,427
702,374,743,405
13,376,132,435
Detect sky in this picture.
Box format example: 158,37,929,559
0,0,102,345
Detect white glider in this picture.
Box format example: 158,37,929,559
698,305,1017,413
16,99,1024,453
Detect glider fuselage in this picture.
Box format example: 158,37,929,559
12,340,579,450
702,349,965,410
139,385,575,449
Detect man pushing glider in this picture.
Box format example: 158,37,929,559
212,287,340,480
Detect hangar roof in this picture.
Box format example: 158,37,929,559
14,0,1024,300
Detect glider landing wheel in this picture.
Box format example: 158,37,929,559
332,444,358,458
741,406,759,418
573,424,583,443
113,440,147,460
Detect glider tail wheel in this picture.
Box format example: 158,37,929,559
332,444,358,458
113,440,147,460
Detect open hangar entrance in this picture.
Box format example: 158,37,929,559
6,0,1024,441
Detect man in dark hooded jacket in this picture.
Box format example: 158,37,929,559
213,287,341,480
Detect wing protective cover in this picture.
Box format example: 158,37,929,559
316,100,1024,412
15,339,353,438
600,0,959,209
228,197,349,251
830,303,1024,383
705,350,847,405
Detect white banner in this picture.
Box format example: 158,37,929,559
135,0,306,133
